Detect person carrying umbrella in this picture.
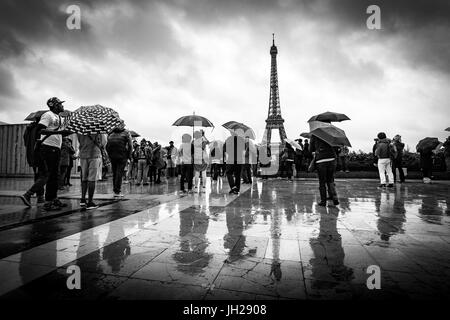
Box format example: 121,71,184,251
310,135,340,206
224,129,246,194
20,97,72,210
416,137,441,183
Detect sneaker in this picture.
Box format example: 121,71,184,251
318,201,327,207
53,199,68,208
113,193,120,199
232,189,240,195
86,202,99,210
143,182,149,186
43,202,61,211
20,193,32,207
229,188,236,194
378,184,386,189
180,189,187,194
187,189,193,194
80,200,87,207
333,200,340,206
118,193,124,198
387,184,394,188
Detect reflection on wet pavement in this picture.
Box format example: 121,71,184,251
0,177,450,299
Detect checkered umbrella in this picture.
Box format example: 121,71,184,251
66,104,122,135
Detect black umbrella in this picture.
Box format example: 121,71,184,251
310,125,351,147
446,127,450,132
172,114,214,128
308,111,350,123
222,121,256,139
24,110,47,121
300,132,312,139
416,137,441,152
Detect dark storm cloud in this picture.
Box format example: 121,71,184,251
0,66,20,98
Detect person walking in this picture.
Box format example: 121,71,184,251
294,139,304,177
193,131,209,191
106,122,133,199
303,139,312,171
392,134,405,183
242,137,255,184
210,140,223,181
65,138,76,186
20,97,70,210
58,137,73,190
130,140,139,182
281,143,295,181
152,142,165,184
310,135,339,206
135,139,151,186
338,145,350,172
166,141,178,178
224,131,245,194
375,132,395,188
179,134,194,193
77,132,107,209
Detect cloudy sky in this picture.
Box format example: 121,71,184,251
1,0,449,151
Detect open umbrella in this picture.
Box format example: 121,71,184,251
308,111,350,123
310,125,351,147
285,138,302,150
300,132,312,139
222,121,256,139
173,113,214,136
129,130,140,137
66,104,122,135
416,137,441,152
446,127,450,132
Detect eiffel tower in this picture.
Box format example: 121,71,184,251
262,34,287,146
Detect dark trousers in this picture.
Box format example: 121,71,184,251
392,158,405,182
295,157,303,175
211,163,221,180
226,164,242,191
339,156,348,171
420,154,433,178
65,164,73,185
28,145,60,202
285,160,294,179
111,159,127,193
180,164,193,190
32,166,44,197
59,165,68,187
316,160,338,202
242,164,252,183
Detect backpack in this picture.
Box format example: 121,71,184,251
23,122,40,167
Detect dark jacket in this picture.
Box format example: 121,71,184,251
224,135,246,164
444,138,450,158
375,139,391,159
310,136,337,161
60,140,74,167
393,141,404,160
106,128,133,161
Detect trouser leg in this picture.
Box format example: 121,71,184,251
234,165,242,191
44,147,60,202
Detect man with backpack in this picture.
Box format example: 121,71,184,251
375,132,395,188
77,132,107,209
20,97,72,210
106,121,133,198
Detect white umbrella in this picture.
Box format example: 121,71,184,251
285,138,302,150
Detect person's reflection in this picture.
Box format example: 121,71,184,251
77,214,102,273
375,187,406,241
173,206,211,270
309,207,353,286
102,223,130,273
338,196,351,214
224,207,245,263
270,209,282,281
419,195,443,223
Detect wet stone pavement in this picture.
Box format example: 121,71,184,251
0,177,449,300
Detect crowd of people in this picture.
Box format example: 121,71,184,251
19,97,450,211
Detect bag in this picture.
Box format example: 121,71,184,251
308,154,317,172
